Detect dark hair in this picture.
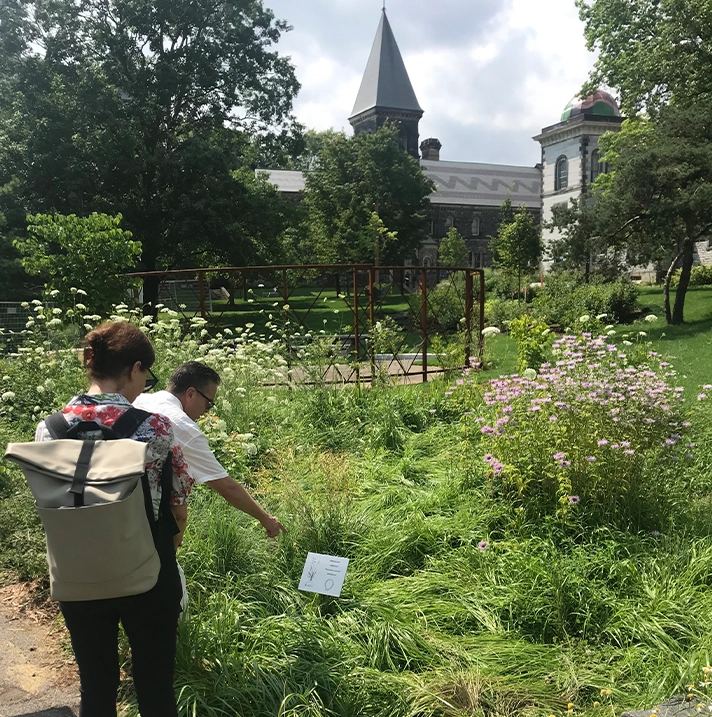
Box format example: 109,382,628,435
84,322,155,380
167,361,221,395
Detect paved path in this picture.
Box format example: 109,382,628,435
0,587,78,717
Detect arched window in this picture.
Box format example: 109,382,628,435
471,216,481,236
445,215,455,229
590,149,607,183
423,256,431,267
554,155,568,191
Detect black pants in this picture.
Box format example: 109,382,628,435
60,578,181,717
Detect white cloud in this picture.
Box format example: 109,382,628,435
268,0,597,165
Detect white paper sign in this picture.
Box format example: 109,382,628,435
298,552,349,597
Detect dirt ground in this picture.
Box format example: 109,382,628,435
0,584,79,717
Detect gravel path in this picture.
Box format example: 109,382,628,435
0,586,78,717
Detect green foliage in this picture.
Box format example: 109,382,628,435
438,227,468,267
483,297,530,330
304,125,434,264
532,273,639,327
416,272,468,334
671,264,712,288
578,0,712,116
507,315,553,371
4,291,712,716
456,332,694,530
15,213,140,314
490,202,541,296
0,0,301,305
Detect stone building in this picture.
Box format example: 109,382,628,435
534,92,712,271
259,8,541,269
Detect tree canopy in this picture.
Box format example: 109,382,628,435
491,201,541,298
303,125,434,264
578,0,712,115
0,0,302,305
16,213,141,314
438,227,468,267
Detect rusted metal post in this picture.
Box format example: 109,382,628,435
420,267,428,382
479,270,486,357
368,266,375,377
198,271,207,320
464,270,474,367
353,267,360,385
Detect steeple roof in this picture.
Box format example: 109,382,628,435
349,10,423,119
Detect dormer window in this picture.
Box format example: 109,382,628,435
555,155,568,191
445,215,454,229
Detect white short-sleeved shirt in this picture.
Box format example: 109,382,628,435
134,391,228,484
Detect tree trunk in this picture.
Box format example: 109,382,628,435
663,249,683,325
671,238,695,325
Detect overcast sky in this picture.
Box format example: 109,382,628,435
264,0,598,167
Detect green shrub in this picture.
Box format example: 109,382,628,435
670,264,712,287
413,273,466,333
508,315,553,371
483,298,530,330
451,331,693,530
532,273,639,326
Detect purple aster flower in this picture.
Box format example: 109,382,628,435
550,415,558,422
429,409,436,414
560,460,571,467
444,391,453,396
587,456,596,462
477,540,489,551
624,449,635,455
553,452,566,460
620,441,631,447
598,439,609,446
568,495,580,505
698,393,707,400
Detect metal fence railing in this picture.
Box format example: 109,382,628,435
126,264,485,384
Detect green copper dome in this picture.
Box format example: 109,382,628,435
561,91,620,121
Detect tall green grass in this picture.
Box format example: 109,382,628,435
109,384,712,717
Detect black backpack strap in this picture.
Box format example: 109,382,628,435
44,411,69,439
111,408,152,439
159,455,180,537
69,441,96,507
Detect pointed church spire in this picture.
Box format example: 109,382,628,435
349,9,423,157
349,9,422,118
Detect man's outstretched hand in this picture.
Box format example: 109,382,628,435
260,514,287,538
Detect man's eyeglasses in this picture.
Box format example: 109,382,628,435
143,367,159,393
195,387,215,410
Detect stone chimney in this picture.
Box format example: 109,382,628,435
420,138,442,161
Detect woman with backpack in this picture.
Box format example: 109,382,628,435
33,321,193,717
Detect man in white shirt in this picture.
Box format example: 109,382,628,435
135,361,285,538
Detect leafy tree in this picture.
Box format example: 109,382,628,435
16,213,141,314
551,104,712,324
578,0,712,115
490,205,542,300
438,227,468,266
303,125,434,264
0,0,301,308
